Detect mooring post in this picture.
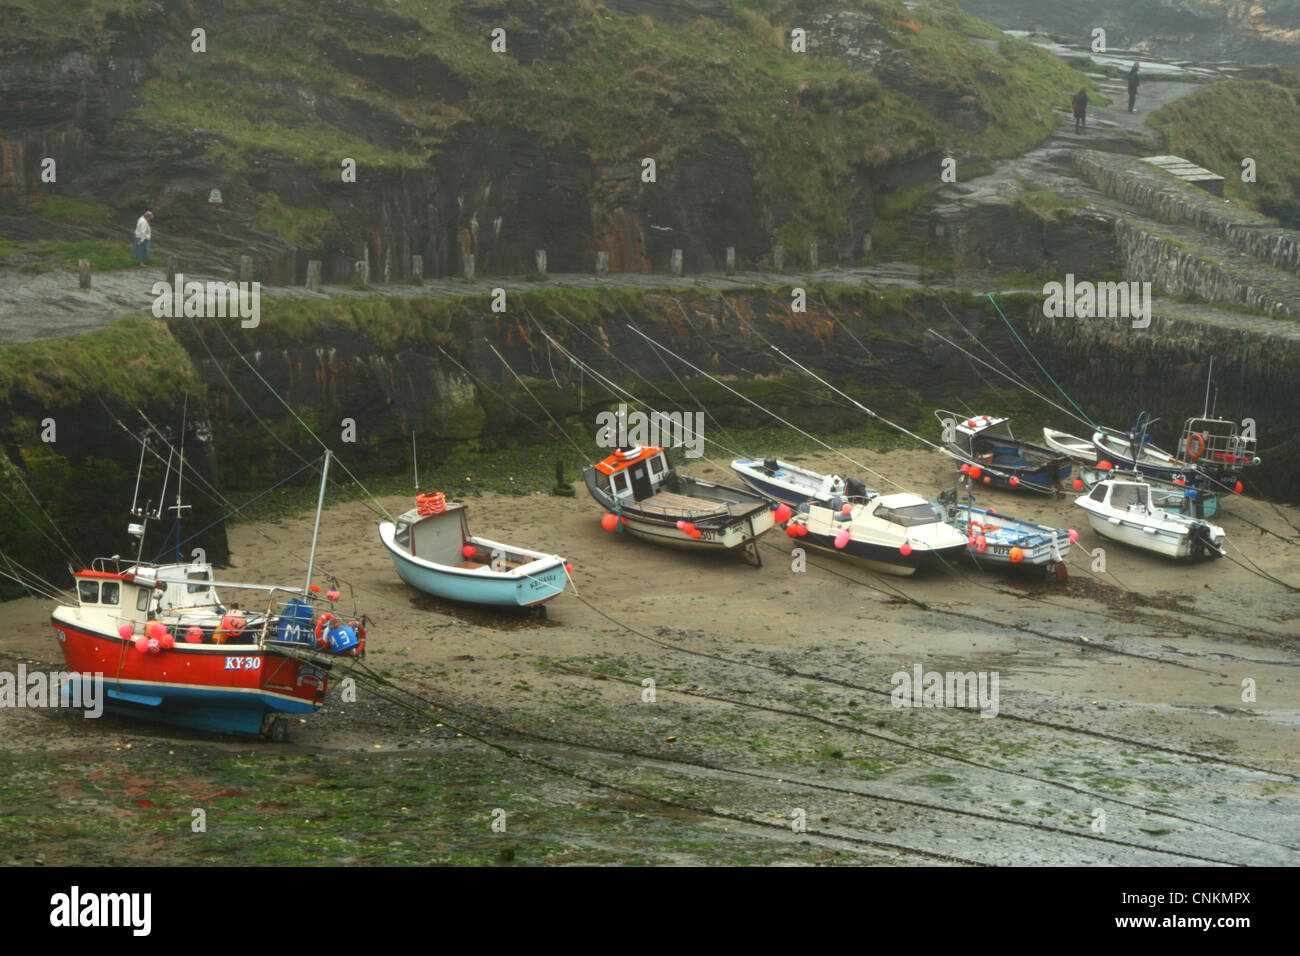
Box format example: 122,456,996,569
808,242,819,270
670,248,683,275
354,259,369,286
306,260,322,291
725,246,736,273
239,254,253,282
78,258,91,289
535,249,547,277
595,251,609,276
411,254,423,281
772,245,784,271
463,253,475,280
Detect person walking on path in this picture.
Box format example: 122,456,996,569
1072,88,1088,134
133,210,153,266
1127,62,1140,112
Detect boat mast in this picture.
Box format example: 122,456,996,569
304,450,331,596
169,399,192,560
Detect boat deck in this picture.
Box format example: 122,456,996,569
636,490,762,517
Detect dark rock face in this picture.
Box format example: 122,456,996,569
806,4,990,135
603,0,734,23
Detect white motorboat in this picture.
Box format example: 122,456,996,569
1074,479,1226,560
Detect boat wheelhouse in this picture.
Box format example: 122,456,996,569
584,446,774,565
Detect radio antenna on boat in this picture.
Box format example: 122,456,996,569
129,433,149,517
1203,356,1214,418
304,450,331,596
412,432,419,491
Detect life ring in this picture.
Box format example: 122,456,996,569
315,612,336,648
1186,432,1206,459
969,521,986,538
416,492,446,515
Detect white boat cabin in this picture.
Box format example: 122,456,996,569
591,446,672,503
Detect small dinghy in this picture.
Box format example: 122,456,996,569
1074,478,1226,560
938,411,1071,491
585,446,774,565
931,490,1072,579
730,457,873,508
784,492,968,576
379,492,569,608
1042,427,1099,464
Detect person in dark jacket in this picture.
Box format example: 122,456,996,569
1128,62,1140,112
1072,88,1088,134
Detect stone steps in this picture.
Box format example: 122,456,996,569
1076,151,1300,276
1114,214,1300,317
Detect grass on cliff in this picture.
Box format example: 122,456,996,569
0,313,202,405
10,0,1101,254
1149,77,1300,226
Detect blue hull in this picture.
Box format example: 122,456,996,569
732,469,817,507
63,676,316,736
389,550,567,607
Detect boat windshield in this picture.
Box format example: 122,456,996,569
875,503,938,527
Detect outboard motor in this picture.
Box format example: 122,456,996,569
845,477,867,499
763,458,779,475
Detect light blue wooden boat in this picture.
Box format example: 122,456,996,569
378,499,569,608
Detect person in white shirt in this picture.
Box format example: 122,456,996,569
134,210,153,266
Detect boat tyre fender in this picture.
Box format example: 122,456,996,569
315,612,336,648
1186,432,1206,460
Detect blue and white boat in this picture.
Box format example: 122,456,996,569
379,494,569,608
939,412,1071,492
931,495,1071,578
730,457,873,507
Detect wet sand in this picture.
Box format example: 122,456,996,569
2,448,1297,865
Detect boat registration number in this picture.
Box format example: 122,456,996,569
224,656,262,671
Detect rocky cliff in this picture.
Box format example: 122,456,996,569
0,0,1093,282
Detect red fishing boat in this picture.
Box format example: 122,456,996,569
50,449,368,739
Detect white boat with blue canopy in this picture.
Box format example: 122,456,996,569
379,493,569,608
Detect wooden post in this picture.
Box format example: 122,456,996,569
535,249,547,277
306,260,322,291
595,251,609,276
383,248,392,283
725,246,736,273
772,245,784,271
670,248,683,275
165,254,181,284
808,242,819,269
239,254,253,282
354,259,369,286
463,253,475,280
411,255,423,280
78,258,91,289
